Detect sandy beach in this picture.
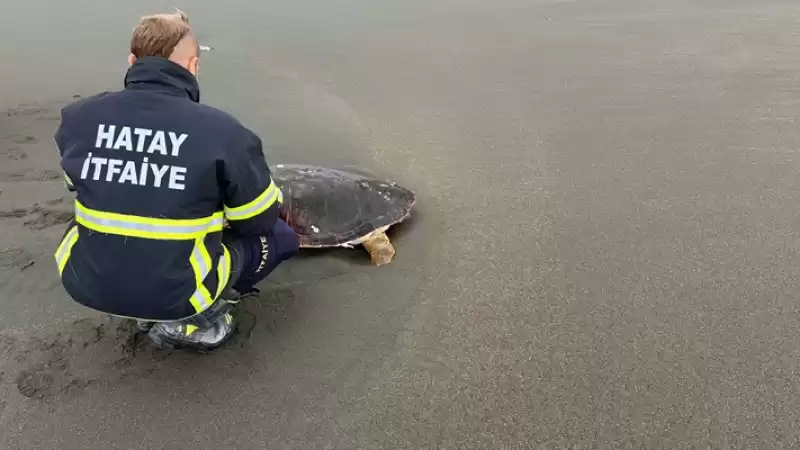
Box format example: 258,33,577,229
4,0,800,448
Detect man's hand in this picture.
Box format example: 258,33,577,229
278,203,289,223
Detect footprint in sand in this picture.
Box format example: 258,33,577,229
0,318,151,401
1,102,64,181
0,135,36,162
4,105,50,119
0,247,36,271
22,208,73,231
9,135,36,145
0,201,74,231
0,293,300,401
0,169,62,183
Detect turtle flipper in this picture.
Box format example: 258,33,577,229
361,231,395,266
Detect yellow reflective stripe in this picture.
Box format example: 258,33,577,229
185,324,199,335
215,245,232,299
54,226,79,276
224,180,282,221
199,238,212,273
188,237,214,313
63,171,74,187
75,200,224,240
70,201,231,314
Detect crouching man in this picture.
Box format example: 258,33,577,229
53,10,298,351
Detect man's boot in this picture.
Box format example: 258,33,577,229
147,312,235,351
135,321,154,333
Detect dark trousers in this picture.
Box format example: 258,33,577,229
184,219,299,327
225,218,300,293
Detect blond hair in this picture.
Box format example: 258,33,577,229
130,9,194,59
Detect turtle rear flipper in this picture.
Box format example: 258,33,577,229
361,230,395,266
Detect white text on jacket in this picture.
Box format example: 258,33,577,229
80,124,190,190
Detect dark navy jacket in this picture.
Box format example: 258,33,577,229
54,57,282,321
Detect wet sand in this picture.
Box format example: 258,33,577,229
4,0,800,448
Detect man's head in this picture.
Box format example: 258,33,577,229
128,9,200,77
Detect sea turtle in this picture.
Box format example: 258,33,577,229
271,164,416,266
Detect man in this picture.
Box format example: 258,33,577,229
53,10,299,351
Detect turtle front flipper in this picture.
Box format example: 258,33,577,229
361,231,395,266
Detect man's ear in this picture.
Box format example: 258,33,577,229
188,55,200,77
128,54,137,66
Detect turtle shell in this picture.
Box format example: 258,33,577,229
272,164,416,247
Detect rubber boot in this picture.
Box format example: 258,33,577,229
147,312,235,351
